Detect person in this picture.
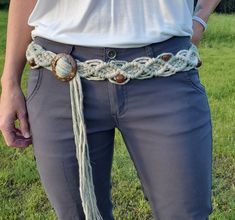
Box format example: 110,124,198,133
0,0,221,219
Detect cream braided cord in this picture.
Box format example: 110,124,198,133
70,77,103,220
26,41,200,84
26,41,201,220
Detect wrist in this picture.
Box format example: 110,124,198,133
192,15,208,31
1,75,21,90
193,4,210,23
1,65,23,88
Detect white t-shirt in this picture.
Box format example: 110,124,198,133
28,0,194,48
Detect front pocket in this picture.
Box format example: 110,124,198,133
25,67,43,103
184,69,206,95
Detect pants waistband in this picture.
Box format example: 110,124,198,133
33,36,192,62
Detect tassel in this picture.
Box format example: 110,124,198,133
69,74,103,220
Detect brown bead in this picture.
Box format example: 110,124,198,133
196,59,202,68
28,59,36,67
114,73,126,83
161,54,172,62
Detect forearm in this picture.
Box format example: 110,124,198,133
194,0,221,22
191,0,221,46
1,0,36,88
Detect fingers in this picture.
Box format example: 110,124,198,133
0,114,16,145
13,127,33,148
0,87,33,148
1,126,32,148
0,114,32,148
13,109,33,148
17,110,31,138
11,129,33,148
3,132,32,148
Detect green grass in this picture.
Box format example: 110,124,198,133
0,10,235,220
201,13,235,48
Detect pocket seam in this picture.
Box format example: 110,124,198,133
184,69,206,95
26,67,43,104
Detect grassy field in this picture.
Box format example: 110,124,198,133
0,10,235,220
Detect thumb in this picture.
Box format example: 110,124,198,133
17,111,31,138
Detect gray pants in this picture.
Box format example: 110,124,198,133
26,36,213,220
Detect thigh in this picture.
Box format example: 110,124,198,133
118,69,213,220
26,67,115,220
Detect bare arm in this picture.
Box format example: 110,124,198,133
1,0,36,86
0,0,36,148
191,0,221,46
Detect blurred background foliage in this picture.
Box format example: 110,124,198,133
215,0,235,14
195,0,235,14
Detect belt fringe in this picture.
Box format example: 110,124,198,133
26,40,201,220
70,76,103,220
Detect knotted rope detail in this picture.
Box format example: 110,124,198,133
26,41,201,84
26,41,201,220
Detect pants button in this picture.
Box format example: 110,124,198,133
107,50,117,59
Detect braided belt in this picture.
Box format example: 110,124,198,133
26,41,201,84
25,41,201,220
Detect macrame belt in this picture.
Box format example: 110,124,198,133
25,41,202,220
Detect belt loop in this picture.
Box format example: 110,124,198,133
64,44,74,55
34,36,74,55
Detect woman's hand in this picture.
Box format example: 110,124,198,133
0,82,32,148
191,20,205,47
0,0,36,149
